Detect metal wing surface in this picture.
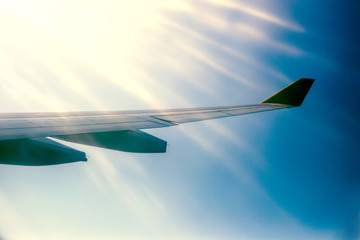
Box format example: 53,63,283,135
0,103,289,141
0,78,314,165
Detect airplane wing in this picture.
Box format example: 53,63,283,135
0,78,314,166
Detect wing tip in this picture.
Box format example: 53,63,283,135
261,78,315,107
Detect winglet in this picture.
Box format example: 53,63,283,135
261,78,315,106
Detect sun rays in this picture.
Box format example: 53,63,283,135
0,1,311,239
0,0,302,112
0,0,304,211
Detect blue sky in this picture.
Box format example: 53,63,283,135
0,0,359,239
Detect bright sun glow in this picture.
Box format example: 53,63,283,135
0,1,314,239
0,0,301,112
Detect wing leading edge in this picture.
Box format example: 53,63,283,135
0,78,314,165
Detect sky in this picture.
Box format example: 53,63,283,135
0,0,359,239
